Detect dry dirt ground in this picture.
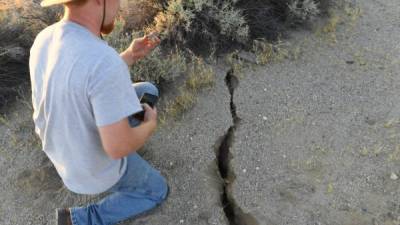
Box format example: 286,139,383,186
0,0,399,224
229,0,400,224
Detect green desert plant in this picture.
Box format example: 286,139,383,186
151,0,249,54
148,0,330,55
288,0,320,24
0,0,332,110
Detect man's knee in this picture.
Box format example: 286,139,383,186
145,82,159,97
147,171,168,203
133,82,159,98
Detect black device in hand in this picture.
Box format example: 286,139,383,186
132,93,158,121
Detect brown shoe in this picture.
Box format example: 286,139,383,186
55,208,72,225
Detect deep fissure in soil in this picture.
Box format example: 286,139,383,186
216,68,259,225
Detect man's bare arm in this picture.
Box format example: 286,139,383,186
98,104,157,159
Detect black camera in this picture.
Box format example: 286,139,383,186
132,93,158,121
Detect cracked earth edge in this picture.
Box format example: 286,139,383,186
214,68,260,225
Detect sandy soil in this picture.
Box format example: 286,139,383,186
0,0,399,224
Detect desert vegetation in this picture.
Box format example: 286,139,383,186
150,0,331,54
0,0,332,115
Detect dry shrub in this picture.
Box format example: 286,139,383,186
1,1,62,44
288,0,320,23
0,1,62,110
119,0,164,31
105,19,188,84
131,48,187,84
0,0,333,110
235,0,331,38
150,0,249,55
148,0,331,55
0,0,62,52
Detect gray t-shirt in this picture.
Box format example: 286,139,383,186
29,20,142,194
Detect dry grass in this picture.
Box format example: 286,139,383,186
106,19,188,84
315,1,362,44
185,59,215,91
0,86,41,150
253,39,302,65
164,88,196,119
132,48,187,84
162,58,215,122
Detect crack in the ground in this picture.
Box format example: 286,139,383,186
215,68,259,225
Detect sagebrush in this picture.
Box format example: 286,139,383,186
148,0,331,54
0,0,332,110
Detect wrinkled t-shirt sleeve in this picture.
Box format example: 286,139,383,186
88,62,142,127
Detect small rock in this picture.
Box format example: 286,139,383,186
361,208,368,213
263,116,267,121
364,116,376,125
180,219,184,223
256,167,260,171
243,169,247,173
390,172,398,180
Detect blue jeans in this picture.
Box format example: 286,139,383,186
70,82,167,225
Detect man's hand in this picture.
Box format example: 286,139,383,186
120,32,161,66
143,103,157,130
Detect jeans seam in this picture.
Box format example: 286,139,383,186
70,208,79,225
